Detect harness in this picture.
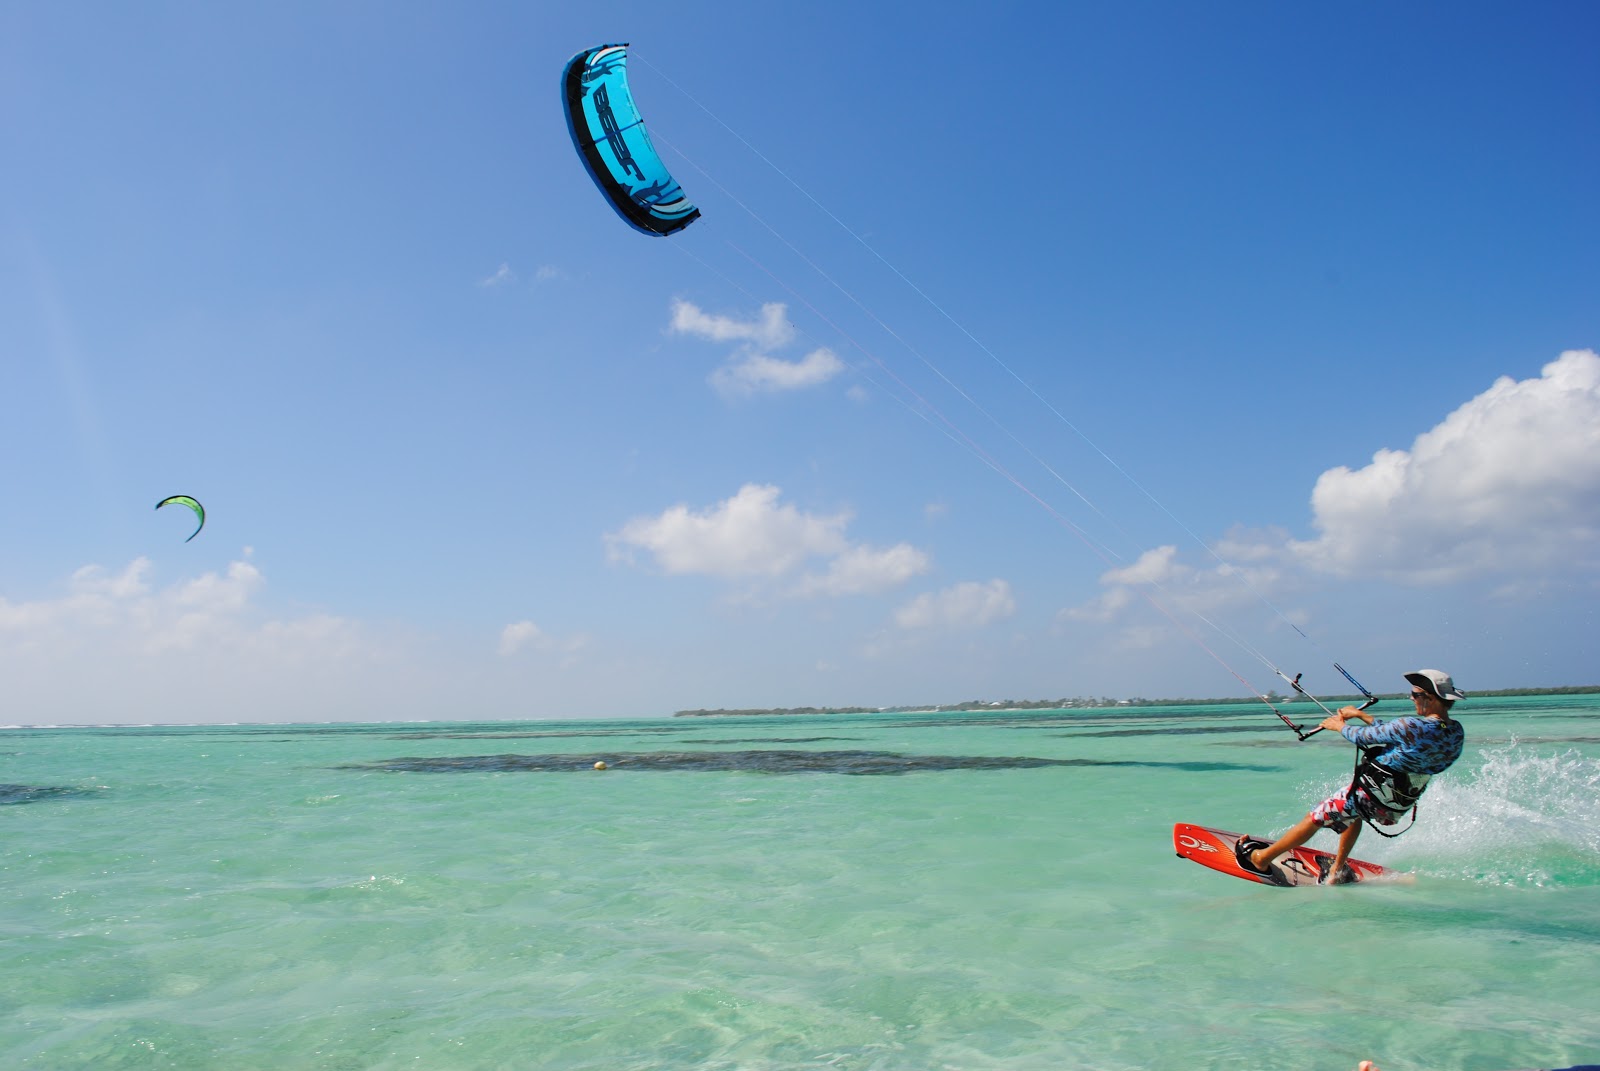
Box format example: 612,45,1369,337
1346,746,1428,838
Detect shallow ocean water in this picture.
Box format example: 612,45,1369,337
3,695,1597,1069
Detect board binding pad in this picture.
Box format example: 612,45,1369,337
1173,822,1396,887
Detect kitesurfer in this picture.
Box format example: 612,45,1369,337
1236,669,1466,885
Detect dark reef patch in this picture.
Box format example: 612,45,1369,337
337,750,1281,776
386,727,689,741
888,709,1267,731
75,724,698,741
1217,738,1307,749
688,737,865,745
1,783,101,805
1059,724,1274,739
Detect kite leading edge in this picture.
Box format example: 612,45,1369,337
561,43,700,237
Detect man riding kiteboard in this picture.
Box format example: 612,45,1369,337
1236,669,1466,885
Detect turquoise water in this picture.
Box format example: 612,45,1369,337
3,695,1598,1070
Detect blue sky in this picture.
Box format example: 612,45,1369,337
3,3,1596,724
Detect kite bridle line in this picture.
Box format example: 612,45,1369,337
640,51,1384,731
702,232,1321,726
662,134,1377,740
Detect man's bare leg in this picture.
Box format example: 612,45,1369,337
1327,823,1362,877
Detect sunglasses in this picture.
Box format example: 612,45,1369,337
1411,689,1434,701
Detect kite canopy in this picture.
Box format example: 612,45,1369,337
562,43,700,237
155,495,205,542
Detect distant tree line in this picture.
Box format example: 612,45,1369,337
674,706,883,718
671,684,1599,717
1449,685,1600,697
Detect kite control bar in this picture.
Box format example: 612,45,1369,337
1275,665,1379,740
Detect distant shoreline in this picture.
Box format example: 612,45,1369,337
671,685,1600,717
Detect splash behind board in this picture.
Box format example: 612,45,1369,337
1174,822,1398,887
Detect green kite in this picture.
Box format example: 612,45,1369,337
155,495,205,542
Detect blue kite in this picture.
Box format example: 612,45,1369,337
562,43,700,237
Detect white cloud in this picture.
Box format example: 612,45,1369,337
75,558,153,599
479,263,515,288
670,300,844,397
1291,349,1600,583
1059,525,1301,634
498,619,589,663
607,484,850,578
1062,584,1136,624
1055,351,1600,645
249,614,368,661
894,580,1016,630
0,555,632,724
0,556,426,723
0,556,347,660
606,484,928,602
670,300,794,349
499,620,545,655
146,560,268,653
710,347,844,398
791,543,932,597
1101,545,1181,587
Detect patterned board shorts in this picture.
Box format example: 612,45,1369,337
1309,785,1402,833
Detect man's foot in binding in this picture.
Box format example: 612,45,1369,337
1318,857,1357,885
1234,837,1285,885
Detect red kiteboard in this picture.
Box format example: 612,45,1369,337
1174,822,1399,887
